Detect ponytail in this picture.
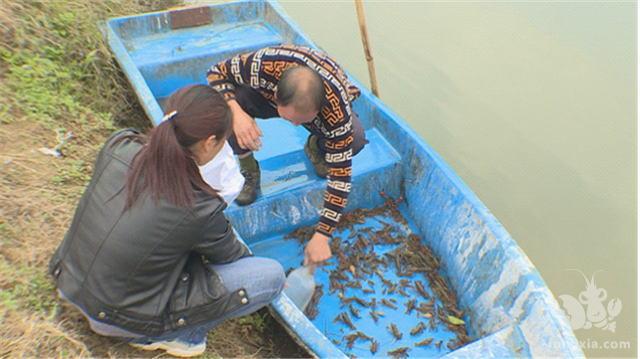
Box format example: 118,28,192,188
124,85,231,210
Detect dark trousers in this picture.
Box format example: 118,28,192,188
228,86,368,156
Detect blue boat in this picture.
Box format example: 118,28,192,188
103,1,583,357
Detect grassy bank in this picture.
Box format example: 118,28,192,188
0,1,303,357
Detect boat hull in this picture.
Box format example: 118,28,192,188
104,1,583,357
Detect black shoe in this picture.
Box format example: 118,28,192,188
304,135,329,179
235,159,260,206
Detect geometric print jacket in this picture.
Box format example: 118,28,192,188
207,45,361,236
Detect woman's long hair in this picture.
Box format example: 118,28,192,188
124,85,232,210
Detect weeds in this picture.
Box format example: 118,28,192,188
1,1,155,354
0,261,57,315
238,311,269,333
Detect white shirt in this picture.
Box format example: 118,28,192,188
198,142,244,205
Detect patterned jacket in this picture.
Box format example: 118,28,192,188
207,45,361,236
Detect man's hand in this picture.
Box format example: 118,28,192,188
304,232,332,266
228,99,262,151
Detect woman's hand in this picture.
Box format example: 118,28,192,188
304,232,332,266
228,99,262,151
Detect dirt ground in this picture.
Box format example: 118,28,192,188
0,1,306,357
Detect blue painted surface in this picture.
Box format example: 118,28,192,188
252,207,461,358
104,1,584,357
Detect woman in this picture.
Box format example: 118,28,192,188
49,85,285,357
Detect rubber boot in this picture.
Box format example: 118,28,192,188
304,135,329,179
235,154,260,206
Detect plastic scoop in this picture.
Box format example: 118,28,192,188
283,265,316,310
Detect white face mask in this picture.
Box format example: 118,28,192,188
198,142,245,205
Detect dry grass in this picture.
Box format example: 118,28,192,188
0,1,305,357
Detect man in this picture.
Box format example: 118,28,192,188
207,45,367,265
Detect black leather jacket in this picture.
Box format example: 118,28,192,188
49,129,251,336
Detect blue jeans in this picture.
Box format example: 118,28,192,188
69,257,285,343
134,256,285,344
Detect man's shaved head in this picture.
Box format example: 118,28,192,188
276,66,324,113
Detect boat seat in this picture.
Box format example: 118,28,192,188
227,118,401,208
126,20,282,69
122,20,283,100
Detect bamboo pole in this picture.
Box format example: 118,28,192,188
354,0,380,97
